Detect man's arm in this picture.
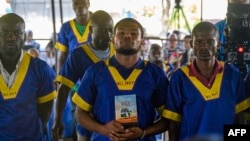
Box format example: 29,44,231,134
52,84,71,140
140,117,169,137
169,120,180,141
53,84,71,123
37,100,54,132
56,50,67,74
75,106,125,138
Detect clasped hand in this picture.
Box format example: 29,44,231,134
104,120,143,141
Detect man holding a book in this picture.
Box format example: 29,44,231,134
72,18,170,141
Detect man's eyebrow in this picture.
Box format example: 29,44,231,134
117,27,139,31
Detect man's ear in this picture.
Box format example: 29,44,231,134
89,25,93,33
24,32,26,41
141,39,145,46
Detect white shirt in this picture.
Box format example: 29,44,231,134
0,50,23,88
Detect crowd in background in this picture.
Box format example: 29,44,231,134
26,29,194,80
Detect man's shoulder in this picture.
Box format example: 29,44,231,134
85,60,106,74
60,19,74,27
30,56,49,66
87,58,106,67
71,43,90,53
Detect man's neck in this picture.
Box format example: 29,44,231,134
195,58,216,79
75,14,90,25
90,42,108,51
0,52,21,74
115,53,140,69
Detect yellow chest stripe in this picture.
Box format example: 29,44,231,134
70,20,91,43
181,64,224,101
105,60,143,90
0,52,30,99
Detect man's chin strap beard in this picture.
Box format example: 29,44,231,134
116,48,139,55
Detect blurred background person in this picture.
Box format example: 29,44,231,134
43,33,57,72
180,35,193,66
24,29,41,51
164,32,184,62
148,43,174,80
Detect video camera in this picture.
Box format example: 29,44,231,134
224,3,250,77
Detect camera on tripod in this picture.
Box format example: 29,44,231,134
224,3,250,76
175,0,181,8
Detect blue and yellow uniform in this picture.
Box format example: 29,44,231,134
72,56,169,141
0,52,56,141
55,43,115,89
55,43,115,136
53,18,92,138
55,19,92,53
162,61,250,140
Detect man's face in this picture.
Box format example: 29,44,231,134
149,47,164,62
91,19,114,50
192,30,219,61
112,21,143,55
0,22,25,56
72,0,89,17
25,31,33,41
168,34,178,48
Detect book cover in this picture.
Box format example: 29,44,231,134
115,94,138,128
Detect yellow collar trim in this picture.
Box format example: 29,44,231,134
104,60,143,90
70,20,91,43
0,52,31,99
181,63,224,101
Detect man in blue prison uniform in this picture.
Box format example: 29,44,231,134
72,17,169,141
0,13,56,141
162,21,250,141
55,0,92,53
163,62,250,140
55,42,115,89
53,10,115,141
53,0,92,139
0,52,57,140
55,18,92,53
55,43,115,136
72,56,168,141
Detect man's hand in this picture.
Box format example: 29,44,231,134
110,126,143,141
100,120,125,140
52,119,64,141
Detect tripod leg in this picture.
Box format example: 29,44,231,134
180,7,191,34
176,8,180,30
167,9,177,31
